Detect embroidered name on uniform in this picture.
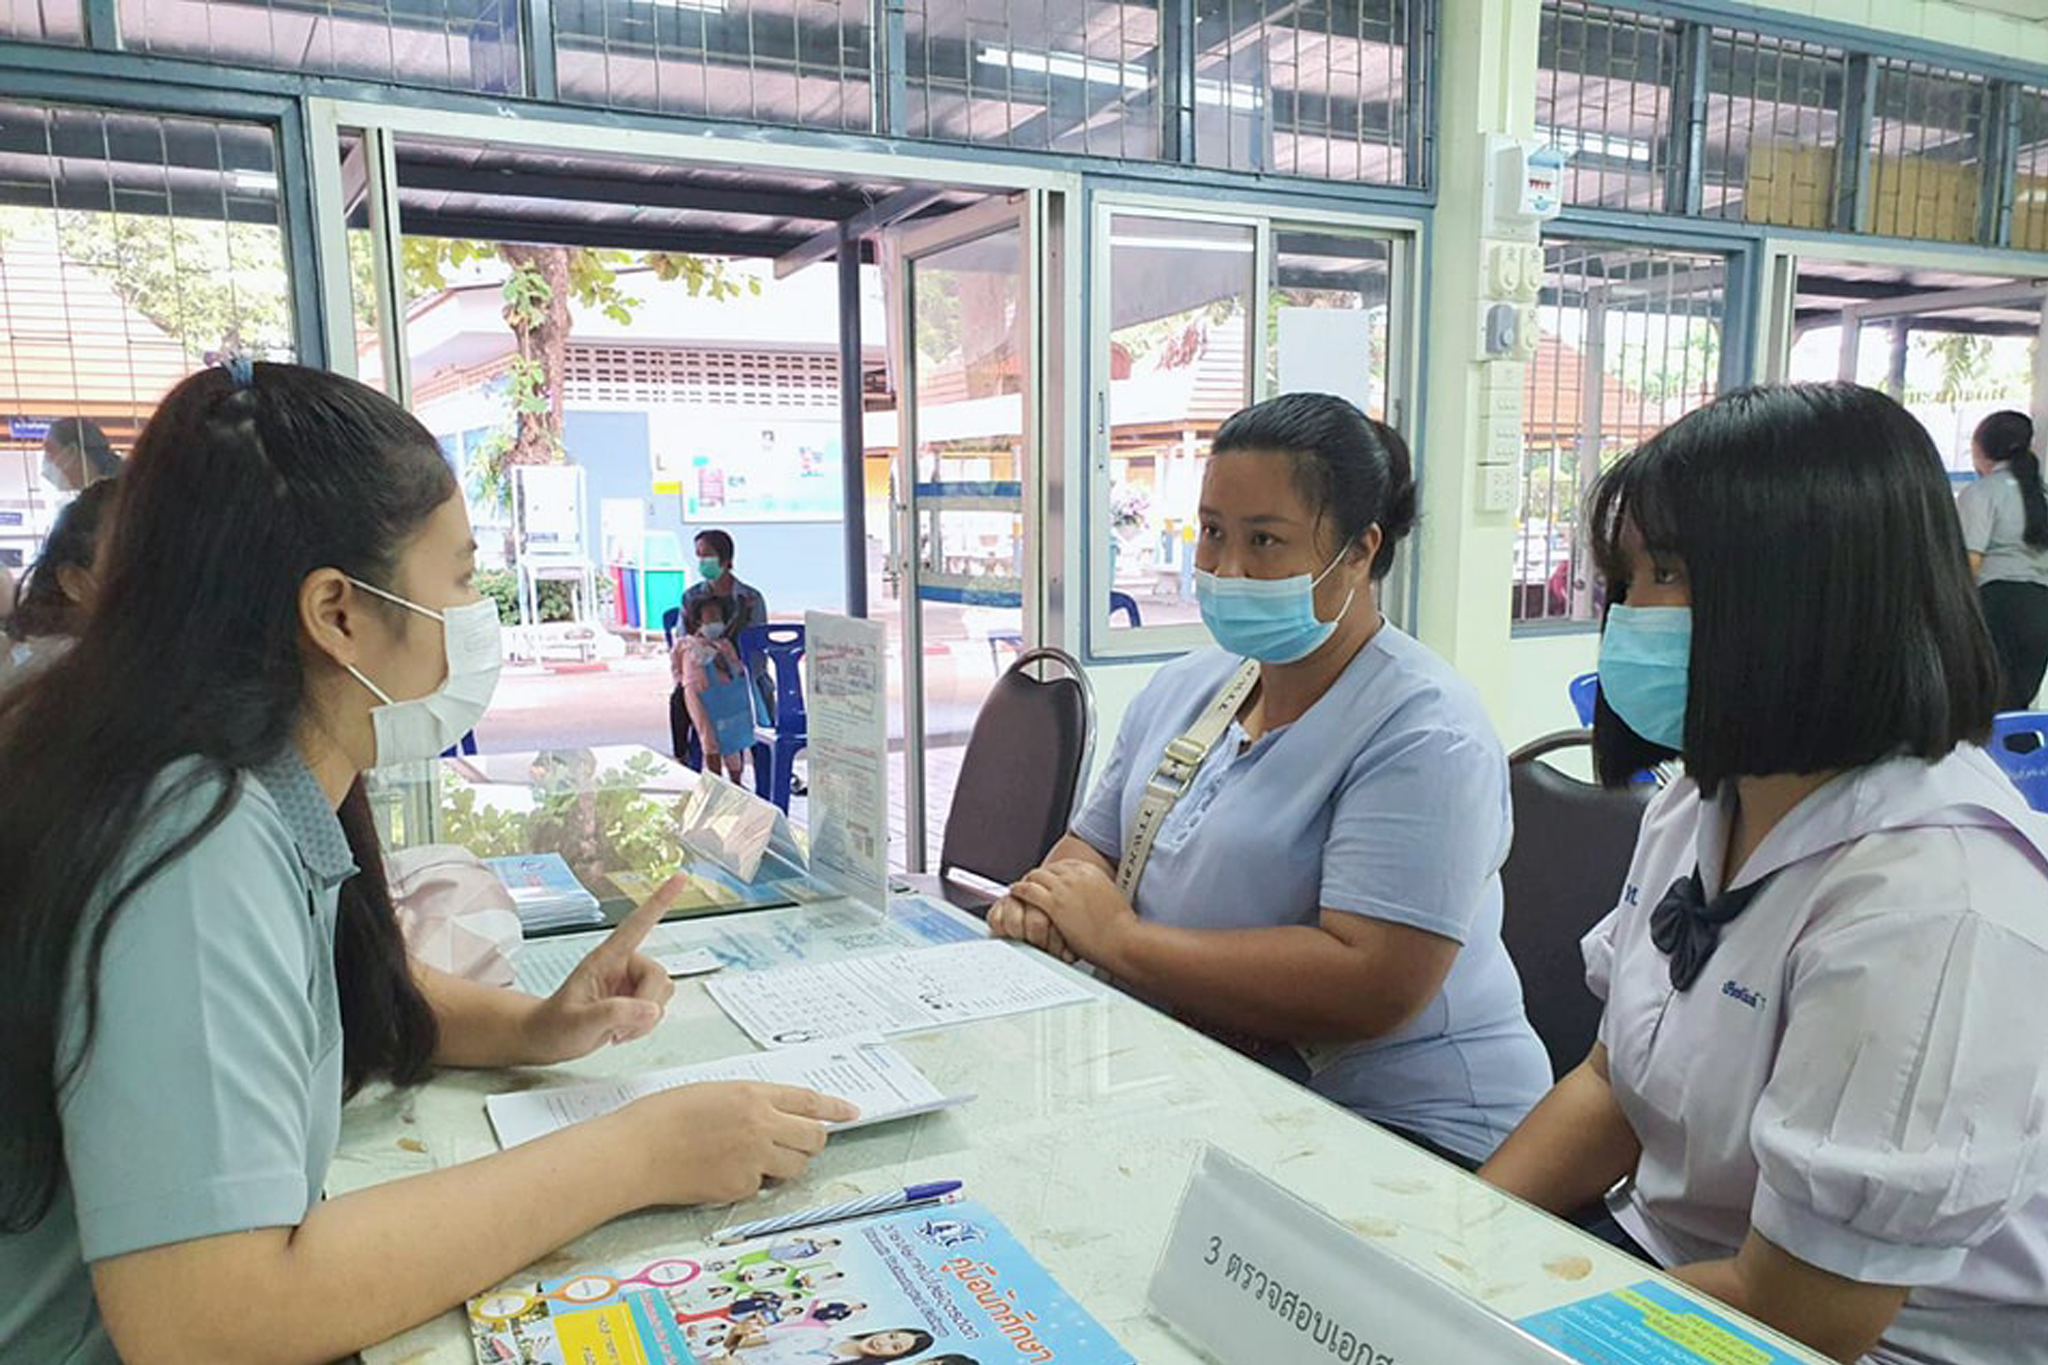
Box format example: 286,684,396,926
1721,980,1766,1010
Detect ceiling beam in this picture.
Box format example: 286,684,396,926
395,158,876,221
398,207,826,258
773,185,944,279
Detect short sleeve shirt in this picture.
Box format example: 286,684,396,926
1957,469,2048,587
1071,626,1551,1160
681,576,769,642
0,752,356,1365
1584,747,2048,1364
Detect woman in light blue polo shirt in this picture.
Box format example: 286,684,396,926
990,393,1549,1163
0,363,852,1364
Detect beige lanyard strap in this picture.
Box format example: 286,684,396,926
1115,659,1261,902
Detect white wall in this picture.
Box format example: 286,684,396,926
1505,631,1600,750
1078,658,1164,792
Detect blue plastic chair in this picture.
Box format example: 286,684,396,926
988,593,1144,668
1568,672,1600,728
741,622,808,811
1990,711,2048,813
661,605,683,650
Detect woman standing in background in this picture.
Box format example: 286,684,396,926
1959,410,2048,710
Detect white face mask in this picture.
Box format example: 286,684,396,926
701,622,727,641
342,578,503,766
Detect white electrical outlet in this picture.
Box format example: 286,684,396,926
1480,464,1520,514
1492,242,1522,296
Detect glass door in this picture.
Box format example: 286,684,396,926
888,199,1041,872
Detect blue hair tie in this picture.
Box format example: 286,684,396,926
223,353,255,389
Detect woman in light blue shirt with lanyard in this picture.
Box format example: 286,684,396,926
990,393,1549,1164
0,362,854,1364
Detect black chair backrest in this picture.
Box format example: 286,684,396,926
941,647,1094,887
1501,729,1654,1080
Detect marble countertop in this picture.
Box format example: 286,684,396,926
335,905,1828,1364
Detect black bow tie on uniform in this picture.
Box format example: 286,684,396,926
1649,867,1776,992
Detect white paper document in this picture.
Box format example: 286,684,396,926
485,1037,966,1149
650,946,723,977
510,902,940,998
803,612,891,909
705,940,1096,1047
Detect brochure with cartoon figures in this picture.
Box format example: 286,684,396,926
466,1199,1134,1365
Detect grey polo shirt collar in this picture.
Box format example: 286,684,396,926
249,750,359,890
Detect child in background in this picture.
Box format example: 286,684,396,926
673,594,747,783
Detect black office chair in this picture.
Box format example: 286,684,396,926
1500,729,1655,1079
908,647,1095,913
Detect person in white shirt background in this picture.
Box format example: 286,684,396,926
1481,382,2048,1365
1956,409,2048,711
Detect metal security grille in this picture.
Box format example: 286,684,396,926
2013,89,2048,252
118,0,525,92
1700,29,1848,227
562,343,842,409
1189,0,1418,184
1866,60,1990,243
1516,240,1725,625
1538,0,1676,212
554,0,872,130
0,0,82,43
0,101,294,568
904,0,1163,158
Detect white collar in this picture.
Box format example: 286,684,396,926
1688,746,2048,896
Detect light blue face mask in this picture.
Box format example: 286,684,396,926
1599,604,1692,751
1195,551,1357,665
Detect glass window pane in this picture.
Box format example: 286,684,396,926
905,0,1162,158
1192,0,1413,184
0,101,294,576
1700,29,1848,228
0,0,83,44
556,0,873,130
2015,89,2048,253
1537,0,1676,212
1867,59,1988,244
1518,240,1724,626
1268,229,1391,419
1104,213,1254,632
906,226,1027,866
118,0,524,93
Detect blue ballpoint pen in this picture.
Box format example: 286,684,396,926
709,1181,964,1246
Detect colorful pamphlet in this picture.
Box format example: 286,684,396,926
1518,1279,1816,1364
483,853,604,933
466,1199,1133,1365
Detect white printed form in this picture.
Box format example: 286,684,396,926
485,1036,964,1149
705,939,1097,1048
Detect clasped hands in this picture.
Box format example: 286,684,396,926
986,860,1138,969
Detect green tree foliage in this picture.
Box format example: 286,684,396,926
1,206,295,360
355,236,758,468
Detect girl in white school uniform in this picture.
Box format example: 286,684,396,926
1481,382,2048,1365
0,363,853,1365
